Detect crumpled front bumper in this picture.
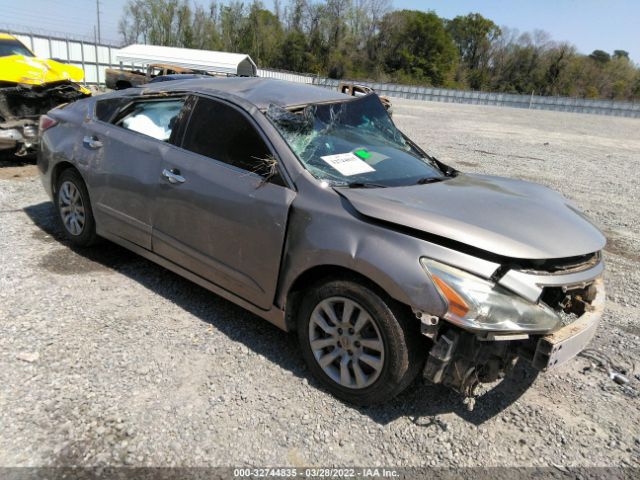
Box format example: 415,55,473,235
532,277,605,371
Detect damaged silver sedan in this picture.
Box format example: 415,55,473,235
38,78,606,405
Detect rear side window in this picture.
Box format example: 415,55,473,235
181,97,275,177
95,97,130,123
114,99,185,142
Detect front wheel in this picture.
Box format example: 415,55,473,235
297,279,424,405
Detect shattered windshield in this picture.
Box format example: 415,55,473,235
267,94,446,187
0,39,34,58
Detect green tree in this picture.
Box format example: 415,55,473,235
117,0,640,101
589,49,611,64
377,10,458,86
287,0,306,32
239,2,284,65
219,1,246,52
446,13,501,89
119,0,194,47
190,3,222,51
613,49,629,59
275,30,309,72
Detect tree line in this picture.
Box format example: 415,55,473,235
118,0,640,100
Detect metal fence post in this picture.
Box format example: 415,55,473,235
80,40,86,86
95,41,100,86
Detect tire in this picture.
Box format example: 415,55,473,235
55,168,97,247
297,279,425,405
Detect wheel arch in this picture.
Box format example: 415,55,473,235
283,264,413,332
51,161,82,197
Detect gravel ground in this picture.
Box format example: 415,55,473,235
1,100,639,469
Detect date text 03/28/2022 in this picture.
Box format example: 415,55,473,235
233,467,399,478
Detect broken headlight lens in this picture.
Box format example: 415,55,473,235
421,258,560,333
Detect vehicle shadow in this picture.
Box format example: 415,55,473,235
23,200,538,427
0,150,35,165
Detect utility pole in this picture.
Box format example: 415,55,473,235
96,0,102,44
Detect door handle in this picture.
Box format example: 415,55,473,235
83,135,103,149
162,168,186,184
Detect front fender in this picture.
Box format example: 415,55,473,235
276,186,504,321
275,200,447,317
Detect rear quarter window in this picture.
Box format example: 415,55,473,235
95,97,131,123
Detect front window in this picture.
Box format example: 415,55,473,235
0,38,34,57
267,94,447,187
181,96,279,179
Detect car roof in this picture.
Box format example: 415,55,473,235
148,74,210,83
140,77,348,109
0,33,18,40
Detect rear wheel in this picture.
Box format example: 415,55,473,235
55,168,97,247
297,279,424,405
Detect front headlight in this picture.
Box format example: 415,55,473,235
421,258,560,333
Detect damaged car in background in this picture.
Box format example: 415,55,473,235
338,82,393,115
38,78,606,405
0,33,90,156
105,64,211,90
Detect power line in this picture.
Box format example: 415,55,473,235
1,12,102,30
0,22,122,46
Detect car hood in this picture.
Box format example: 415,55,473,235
337,174,606,260
0,55,87,88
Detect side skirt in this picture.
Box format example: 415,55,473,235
97,228,288,331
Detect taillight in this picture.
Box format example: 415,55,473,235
39,115,58,132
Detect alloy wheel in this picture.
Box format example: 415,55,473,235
308,296,385,389
58,180,85,236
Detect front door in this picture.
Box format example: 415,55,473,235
152,96,295,310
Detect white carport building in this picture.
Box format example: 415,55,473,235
115,44,258,77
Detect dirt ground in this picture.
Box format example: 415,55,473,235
0,100,638,469
0,160,37,181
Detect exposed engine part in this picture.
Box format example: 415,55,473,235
540,281,596,321
414,310,440,338
0,81,87,121
423,328,518,397
0,81,87,155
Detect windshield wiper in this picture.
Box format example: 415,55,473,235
415,176,446,185
344,181,388,189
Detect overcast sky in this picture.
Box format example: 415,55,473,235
1,0,638,63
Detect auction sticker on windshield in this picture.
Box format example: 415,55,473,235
321,153,376,176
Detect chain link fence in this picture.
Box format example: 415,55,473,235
4,29,639,118
313,77,640,118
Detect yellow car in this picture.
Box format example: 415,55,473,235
0,33,90,155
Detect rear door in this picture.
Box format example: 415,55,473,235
88,95,186,249
151,95,295,310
